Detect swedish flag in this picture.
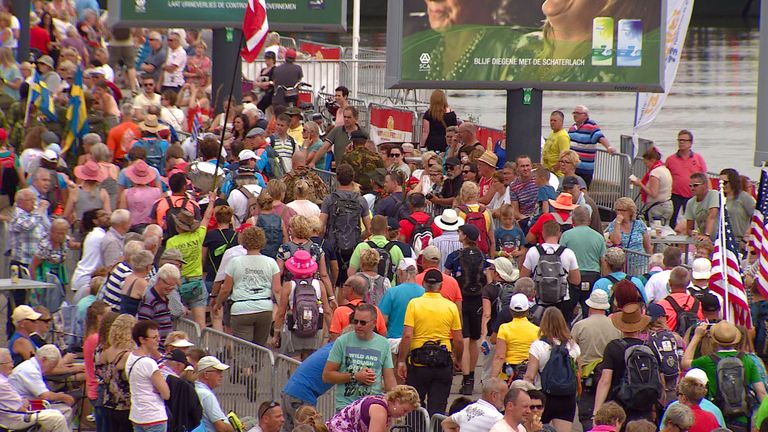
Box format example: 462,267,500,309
63,66,89,153
29,71,58,122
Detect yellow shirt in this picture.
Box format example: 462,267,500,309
497,317,540,364
542,129,570,176
404,292,462,352
288,124,304,145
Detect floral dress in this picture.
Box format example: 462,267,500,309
326,395,391,432
607,219,649,275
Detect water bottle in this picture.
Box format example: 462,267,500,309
10,265,19,284
481,340,490,356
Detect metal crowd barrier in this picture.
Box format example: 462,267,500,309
393,407,430,432
175,317,201,343
199,327,275,418
590,150,633,212
311,168,337,194
317,390,337,424
428,413,447,432
273,353,301,402
623,248,652,277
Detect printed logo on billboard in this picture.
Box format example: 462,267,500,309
135,0,146,13
419,53,430,71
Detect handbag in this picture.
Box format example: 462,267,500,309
179,278,204,302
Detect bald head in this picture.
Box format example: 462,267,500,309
482,377,507,399
574,105,589,115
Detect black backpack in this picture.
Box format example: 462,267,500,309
328,192,363,254
456,247,486,297
366,241,396,282
540,338,578,396
163,196,190,239
615,340,663,412
666,296,700,336
495,282,517,316
646,330,681,395
712,353,751,417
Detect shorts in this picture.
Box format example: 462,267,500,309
280,326,322,355
280,392,306,432
181,278,209,309
461,296,482,340
541,393,577,423
107,45,136,68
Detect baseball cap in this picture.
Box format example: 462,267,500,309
238,149,258,161
246,127,266,138
285,48,297,59
12,305,42,324
459,224,480,241
41,131,59,145
691,258,712,280
561,176,581,189
700,293,721,312
509,293,530,312
160,248,187,264
196,355,230,372
350,130,369,141
165,349,190,366
685,368,708,385
646,303,667,321
398,258,418,272
0,128,7,141
387,217,400,230
421,245,440,263
424,269,443,284
444,156,461,167
41,149,58,162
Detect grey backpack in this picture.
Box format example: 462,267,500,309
533,245,568,305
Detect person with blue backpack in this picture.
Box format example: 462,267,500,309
130,114,169,176
523,307,580,432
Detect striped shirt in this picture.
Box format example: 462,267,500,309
432,231,462,272
508,178,538,216
270,134,295,172
8,207,50,265
568,119,605,174
138,287,172,345
99,262,132,311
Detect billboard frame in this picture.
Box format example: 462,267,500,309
107,0,348,32
385,0,667,93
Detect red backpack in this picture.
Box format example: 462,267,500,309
459,204,490,254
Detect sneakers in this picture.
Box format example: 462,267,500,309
460,377,474,395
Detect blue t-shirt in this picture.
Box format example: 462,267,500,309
493,140,506,169
494,226,525,253
592,271,647,303
282,343,334,405
378,282,425,338
536,185,558,208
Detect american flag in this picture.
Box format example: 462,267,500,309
710,207,752,328
750,169,768,299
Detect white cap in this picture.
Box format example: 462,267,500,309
12,305,41,324
238,149,258,161
168,338,194,348
509,293,530,312
41,149,58,162
197,356,230,372
685,368,708,385
691,258,712,280
397,257,417,271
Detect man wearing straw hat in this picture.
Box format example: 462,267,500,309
593,303,660,422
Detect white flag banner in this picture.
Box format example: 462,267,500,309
634,0,695,132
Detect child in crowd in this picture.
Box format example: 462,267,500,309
494,204,525,261
527,168,557,230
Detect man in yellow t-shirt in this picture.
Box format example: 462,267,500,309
397,270,464,415
542,111,570,175
491,293,539,382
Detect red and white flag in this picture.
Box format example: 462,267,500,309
241,0,269,63
710,206,752,328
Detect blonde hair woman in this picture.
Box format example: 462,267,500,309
456,181,495,254
99,314,136,432
356,248,390,305
607,197,652,272
557,150,581,179
524,307,581,432
420,89,458,152
287,179,321,217
327,385,420,431
0,47,21,105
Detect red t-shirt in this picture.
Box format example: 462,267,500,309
399,211,443,243
528,210,571,244
688,403,720,432
657,292,705,331
30,27,51,54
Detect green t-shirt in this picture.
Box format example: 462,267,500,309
684,190,720,240
327,331,393,410
559,225,606,273
224,254,280,316
166,226,207,278
756,396,768,430
691,350,760,423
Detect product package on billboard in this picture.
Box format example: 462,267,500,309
388,0,665,92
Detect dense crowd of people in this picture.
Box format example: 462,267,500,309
0,3,765,432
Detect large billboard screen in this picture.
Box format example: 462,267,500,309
385,0,665,92
108,0,347,32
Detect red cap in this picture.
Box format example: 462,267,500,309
285,48,296,59
236,222,253,233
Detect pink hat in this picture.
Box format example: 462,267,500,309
285,250,318,277
74,161,107,182
124,160,155,185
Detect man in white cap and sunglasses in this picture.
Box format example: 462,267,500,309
195,355,234,432
431,209,465,271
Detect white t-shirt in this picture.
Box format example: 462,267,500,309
227,185,263,227
71,227,107,293
126,353,167,424
287,199,321,218
8,358,48,399
489,419,526,432
522,242,579,301
161,106,186,132
133,93,162,113
9,15,19,49
215,245,246,283
163,46,187,87
645,269,672,303
648,165,673,203
450,399,503,432
529,338,581,389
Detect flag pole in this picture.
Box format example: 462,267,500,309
212,31,245,193
718,178,730,322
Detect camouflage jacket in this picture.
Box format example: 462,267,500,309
283,166,329,205
340,147,385,195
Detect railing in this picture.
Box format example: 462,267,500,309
591,150,633,212
175,317,201,341
394,407,430,432
311,168,338,194
428,413,447,432
623,248,652,277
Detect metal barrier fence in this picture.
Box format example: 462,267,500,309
393,407,430,432
590,150,633,211
624,248,652,277
311,168,338,193
428,413,447,432
175,317,201,342
199,327,275,419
